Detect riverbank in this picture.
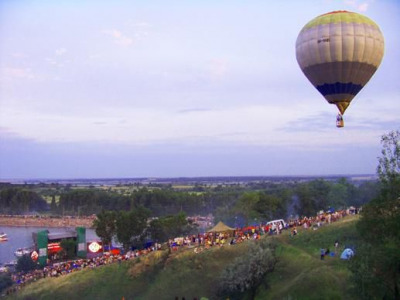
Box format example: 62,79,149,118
0,215,95,228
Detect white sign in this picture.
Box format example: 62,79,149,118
39,248,47,257
78,243,85,252
88,241,102,253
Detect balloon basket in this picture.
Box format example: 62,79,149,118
336,114,344,128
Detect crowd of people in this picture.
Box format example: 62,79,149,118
5,248,159,296
287,207,358,235
160,208,356,255
3,207,357,296
168,230,260,251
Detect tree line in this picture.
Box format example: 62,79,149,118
0,187,47,214
93,209,196,251
1,178,379,222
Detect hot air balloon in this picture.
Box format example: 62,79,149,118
295,11,384,127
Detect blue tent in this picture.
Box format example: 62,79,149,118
340,248,354,260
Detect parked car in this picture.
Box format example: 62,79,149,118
267,219,287,230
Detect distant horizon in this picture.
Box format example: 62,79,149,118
0,173,378,184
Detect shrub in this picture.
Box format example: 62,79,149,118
218,239,277,298
16,255,38,273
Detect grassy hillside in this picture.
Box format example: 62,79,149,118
260,216,360,300
7,215,360,300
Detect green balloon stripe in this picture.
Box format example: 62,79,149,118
301,11,379,31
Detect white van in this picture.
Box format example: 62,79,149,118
267,219,287,230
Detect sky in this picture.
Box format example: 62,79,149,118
0,0,399,179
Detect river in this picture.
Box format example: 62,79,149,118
0,226,98,265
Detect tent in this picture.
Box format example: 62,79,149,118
340,248,354,260
207,221,235,236
326,207,335,213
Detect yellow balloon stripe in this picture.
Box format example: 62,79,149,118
301,11,379,32
296,22,384,68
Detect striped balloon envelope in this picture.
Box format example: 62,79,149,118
295,11,384,127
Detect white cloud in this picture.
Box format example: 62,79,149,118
0,101,388,150
207,58,229,79
358,3,369,12
11,52,27,58
0,104,289,145
102,29,133,46
128,21,151,28
0,67,35,80
55,48,67,56
45,57,66,68
344,0,371,12
131,22,151,40
45,48,70,68
344,0,356,6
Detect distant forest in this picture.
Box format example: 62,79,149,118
0,177,380,225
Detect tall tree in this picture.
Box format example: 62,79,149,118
309,179,331,209
148,212,193,243
350,130,400,300
295,183,316,216
327,181,348,209
255,193,282,221
93,210,117,250
115,206,150,251
377,130,400,200
234,192,260,225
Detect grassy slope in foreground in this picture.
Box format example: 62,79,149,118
259,215,360,300
8,215,360,300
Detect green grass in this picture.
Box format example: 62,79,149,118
258,215,360,300
7,215,361,300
